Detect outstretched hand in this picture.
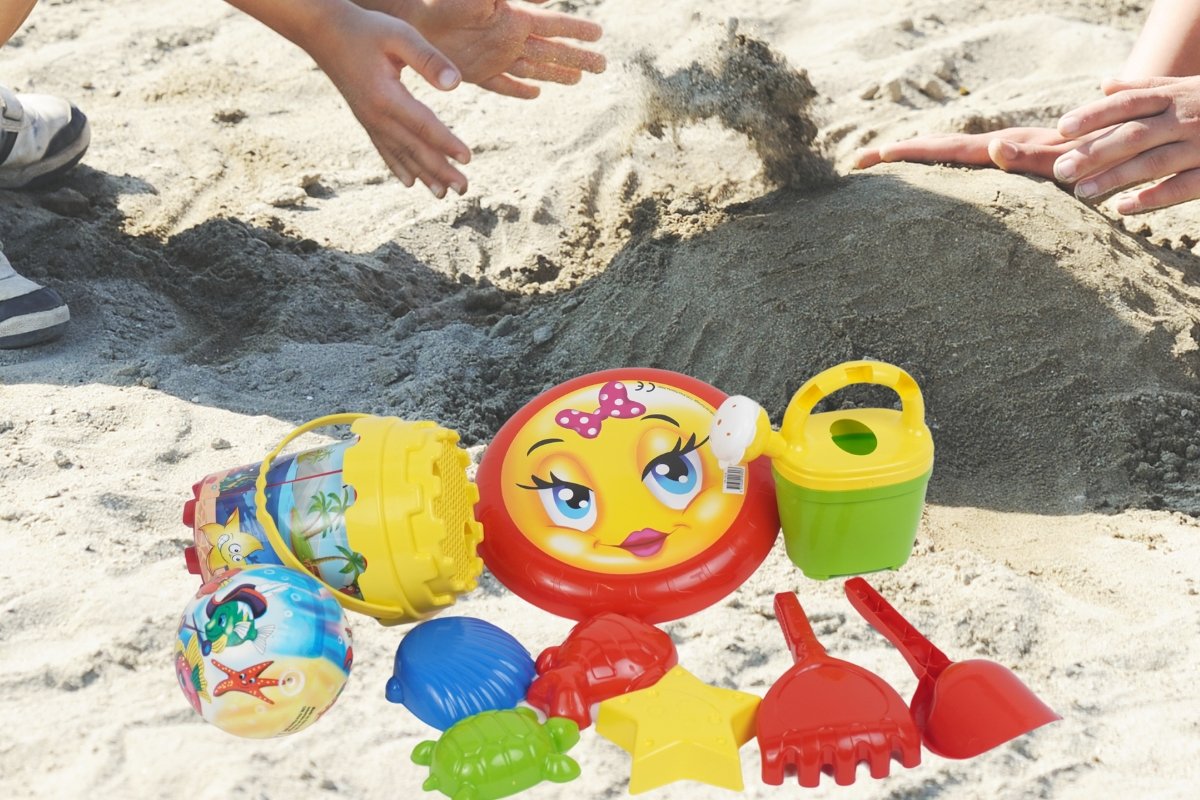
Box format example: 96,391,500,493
1054,76,1200,214
854,127,1093,180
365,0,605,98
306,5,472,197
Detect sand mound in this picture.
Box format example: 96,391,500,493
514,166,1200,515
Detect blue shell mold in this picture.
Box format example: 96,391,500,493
386,616,536,730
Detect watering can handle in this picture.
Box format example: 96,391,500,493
773,592,827,665
779,360,926,443
843,577,953,680
252,413,398,620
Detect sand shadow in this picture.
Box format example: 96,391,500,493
1,166,1198,517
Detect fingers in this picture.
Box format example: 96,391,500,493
1073,141,1197,201
1113,169,1200,214
480,74,541,99
370,133,416,187
369,82,471,197
1058,89,1172,137
385,122,469,197
508,56,582,85
853,147,884,169
375,126,468,197
524,35,606,74
1053,118,1177,183
529,8,604,42
384,19,461,91
381,80,472,165
1102,76,1188,95
854,127,1079,180
854,133,997,168
988,138,1078,180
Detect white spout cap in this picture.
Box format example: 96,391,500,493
709,395,764,469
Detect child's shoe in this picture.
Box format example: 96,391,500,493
0,85,90,190
0,249,69,348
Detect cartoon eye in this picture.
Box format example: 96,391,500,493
227,543,244,563
642,443,703,510
522,473,597,532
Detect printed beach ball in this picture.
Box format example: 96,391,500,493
174,564,353,738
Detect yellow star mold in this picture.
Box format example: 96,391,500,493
596,665,760,793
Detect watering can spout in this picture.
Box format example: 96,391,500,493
709,395,796,469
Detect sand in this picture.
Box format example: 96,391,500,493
1,0,1198,798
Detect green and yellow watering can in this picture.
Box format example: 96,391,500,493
709,360,933,579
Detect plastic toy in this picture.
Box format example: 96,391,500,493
385,616,536,730
525,612,677,728
411,707,581,800
595,665,760,794
844,577,1060,759
710,360,934,579
758,591,921,787
181,413,484,624
173,564,354,738
475,368,779,623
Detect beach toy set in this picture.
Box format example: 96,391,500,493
169,362,1058,795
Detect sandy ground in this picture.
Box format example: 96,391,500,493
1,0,1199,798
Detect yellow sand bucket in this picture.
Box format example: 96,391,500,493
243,413,484,624
710,361,934,579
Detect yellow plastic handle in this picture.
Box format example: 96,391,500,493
254,413,402,621
779,360,926,443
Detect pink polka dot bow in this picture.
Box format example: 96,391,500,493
556,381,647,438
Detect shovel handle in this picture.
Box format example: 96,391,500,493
773,592,827,665
844,577,953,680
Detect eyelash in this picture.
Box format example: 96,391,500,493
640,433,708,479
517,471,570,491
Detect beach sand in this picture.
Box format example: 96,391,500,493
1,1,1198,798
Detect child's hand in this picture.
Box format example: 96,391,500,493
1055,76,1200,214
306,5,472,197
366,0,605,98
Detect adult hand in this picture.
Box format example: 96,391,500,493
366,0,605,98
305,5,472,196
1054,76,1200,214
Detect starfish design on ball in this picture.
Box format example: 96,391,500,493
211,659,279,704
595,665,760,793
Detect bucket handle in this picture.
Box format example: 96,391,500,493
254,413,402,621
779,360,926,446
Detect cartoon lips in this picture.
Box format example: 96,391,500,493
619,528,669,558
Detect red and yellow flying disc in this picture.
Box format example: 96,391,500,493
476,368,779,623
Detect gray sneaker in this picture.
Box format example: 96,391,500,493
0,85,91,190
0,249,69,348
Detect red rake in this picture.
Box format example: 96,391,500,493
757,591,922,787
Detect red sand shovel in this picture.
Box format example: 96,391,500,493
757,591,922,787
844,577,1061,759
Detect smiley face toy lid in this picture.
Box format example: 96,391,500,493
476,369,779,623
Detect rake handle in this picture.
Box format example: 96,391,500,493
844,577,953,680
773,592,827,664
